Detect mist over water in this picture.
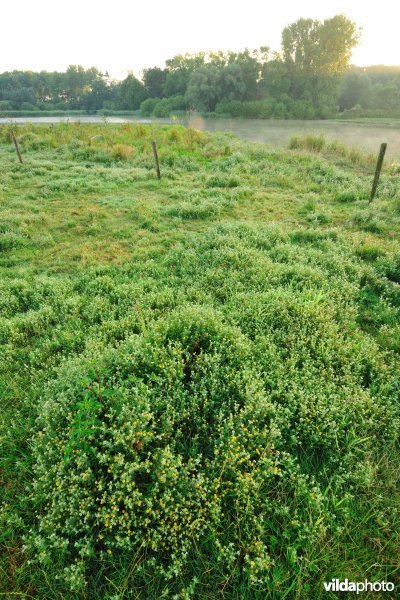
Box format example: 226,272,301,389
1,115,400,159
191,117,400,160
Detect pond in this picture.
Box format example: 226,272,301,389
1,115,400,160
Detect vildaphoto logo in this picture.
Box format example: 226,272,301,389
323,579,395,594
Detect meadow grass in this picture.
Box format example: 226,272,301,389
0,123,399,598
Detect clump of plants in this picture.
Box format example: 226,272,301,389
27,226,399,593
289,133,326,152
110,144,135,161
30,308,285,589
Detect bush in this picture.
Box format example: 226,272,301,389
165,198,221,220
140,98,160,117
289,133,326,152
26,224,400,592
215,100,243,117
272,102,288,119
214,99,278,119
355,244,385,262
353,211,385,234
140,96,188,118
110,144,135,160
377,251,400,283
335,189,358,203
0,99,13,110
29,307,284,588
153,95,187,118
206,175,240,188
19,131,49,150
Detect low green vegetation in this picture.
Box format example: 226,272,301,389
0,123,399,598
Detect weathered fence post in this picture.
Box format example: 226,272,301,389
369,143,387,202
11,130,23,163
151,140,161,180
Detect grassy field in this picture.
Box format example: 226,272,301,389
0,123,399,598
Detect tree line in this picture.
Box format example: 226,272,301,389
1,15,398,119
339,65,400,116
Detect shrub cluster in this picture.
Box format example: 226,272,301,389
25,224,399,592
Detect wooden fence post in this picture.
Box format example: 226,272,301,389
11,130,23,163
369,143,387,202
151,141,161,180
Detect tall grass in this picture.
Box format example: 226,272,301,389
288,133,376,167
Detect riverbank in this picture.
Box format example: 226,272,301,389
0,109,142,118
336,116,400,125
2,117,400,160
2,108,400,122
1,123,399,598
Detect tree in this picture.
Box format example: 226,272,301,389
165,53,206,72
261,57,290,98
371,82,400,110
84,78,116,112
228,48,269,100
65,65,89,105
281,15,360,116
163,53,206,97
117,73,145,110
142,67,168,99
339,70,372,110
185,66,221,111
282,15,360,76
185,64,245,112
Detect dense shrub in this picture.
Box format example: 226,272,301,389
141,95,187,118
140,97,161,117
153,98,174,118
26,224,399,591
214,98,318,120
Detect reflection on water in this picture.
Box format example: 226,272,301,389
1,115,399,159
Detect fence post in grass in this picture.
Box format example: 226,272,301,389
151,140,161,180
11,130,23,164
369,143,387,203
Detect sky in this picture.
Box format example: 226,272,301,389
1,0,399,79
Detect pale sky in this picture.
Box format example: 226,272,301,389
1,0,399,80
